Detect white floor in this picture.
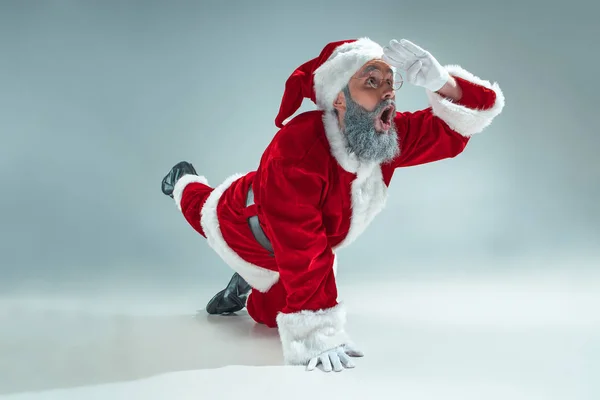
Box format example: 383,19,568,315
0,269,598,400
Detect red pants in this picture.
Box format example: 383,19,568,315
178,180,284,328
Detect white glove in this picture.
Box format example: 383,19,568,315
342,341,364,357
383,39,450,92
306,342,364,372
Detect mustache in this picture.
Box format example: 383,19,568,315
371,99,395,115
377,99,395,110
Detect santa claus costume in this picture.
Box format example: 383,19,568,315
162,37,505,367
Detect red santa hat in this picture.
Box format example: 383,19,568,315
274,37,387,128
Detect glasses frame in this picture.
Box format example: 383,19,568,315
352,69,404,91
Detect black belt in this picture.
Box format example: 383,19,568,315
246,186,274,256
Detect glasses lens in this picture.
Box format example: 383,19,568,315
365,70,403,90
393,72,403,90
366,70,383,88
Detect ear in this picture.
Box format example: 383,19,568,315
332,91,346,113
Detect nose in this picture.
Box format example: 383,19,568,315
381,86,394,101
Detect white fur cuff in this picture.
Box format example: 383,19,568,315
426,64,505,137
276,303,350,365
173,174,208,211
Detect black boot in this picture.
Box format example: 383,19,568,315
161,161,198,198
205,273,252,315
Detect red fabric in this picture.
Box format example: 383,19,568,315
385,109,470,169
274,39,356,128
452,76,497,110
179,182,213,237
246,281,288,328
254,132,340,315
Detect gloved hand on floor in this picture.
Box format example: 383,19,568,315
306,342,364,372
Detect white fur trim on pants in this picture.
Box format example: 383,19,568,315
173,174,209,211
199,173,280,293
426,64,505,137
276,303,350,365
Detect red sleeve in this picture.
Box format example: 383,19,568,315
390,73,501,169
390,108,470,168
453,76,498,110
259,157,337,315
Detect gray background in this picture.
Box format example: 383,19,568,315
1,0,598,293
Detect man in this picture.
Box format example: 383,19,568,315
161,37,504,372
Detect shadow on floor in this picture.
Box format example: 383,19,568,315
0,308,283,395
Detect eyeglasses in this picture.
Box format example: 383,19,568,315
353,69,403,91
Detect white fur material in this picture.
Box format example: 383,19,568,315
427,64,505,137
173,174,209,211
314,37,387,111
199,173,280,293
276,302,350,365
322,112,389,250
336,162,388,250
332,253,338,277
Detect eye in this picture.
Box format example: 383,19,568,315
366,77,378,88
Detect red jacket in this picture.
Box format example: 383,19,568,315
177,64,505,365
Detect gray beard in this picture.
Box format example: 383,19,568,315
341,86,400,164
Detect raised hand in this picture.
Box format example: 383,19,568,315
383,38,450,92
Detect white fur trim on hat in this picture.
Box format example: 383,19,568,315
313,37,386,110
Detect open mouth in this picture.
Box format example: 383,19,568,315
376,105,394,132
